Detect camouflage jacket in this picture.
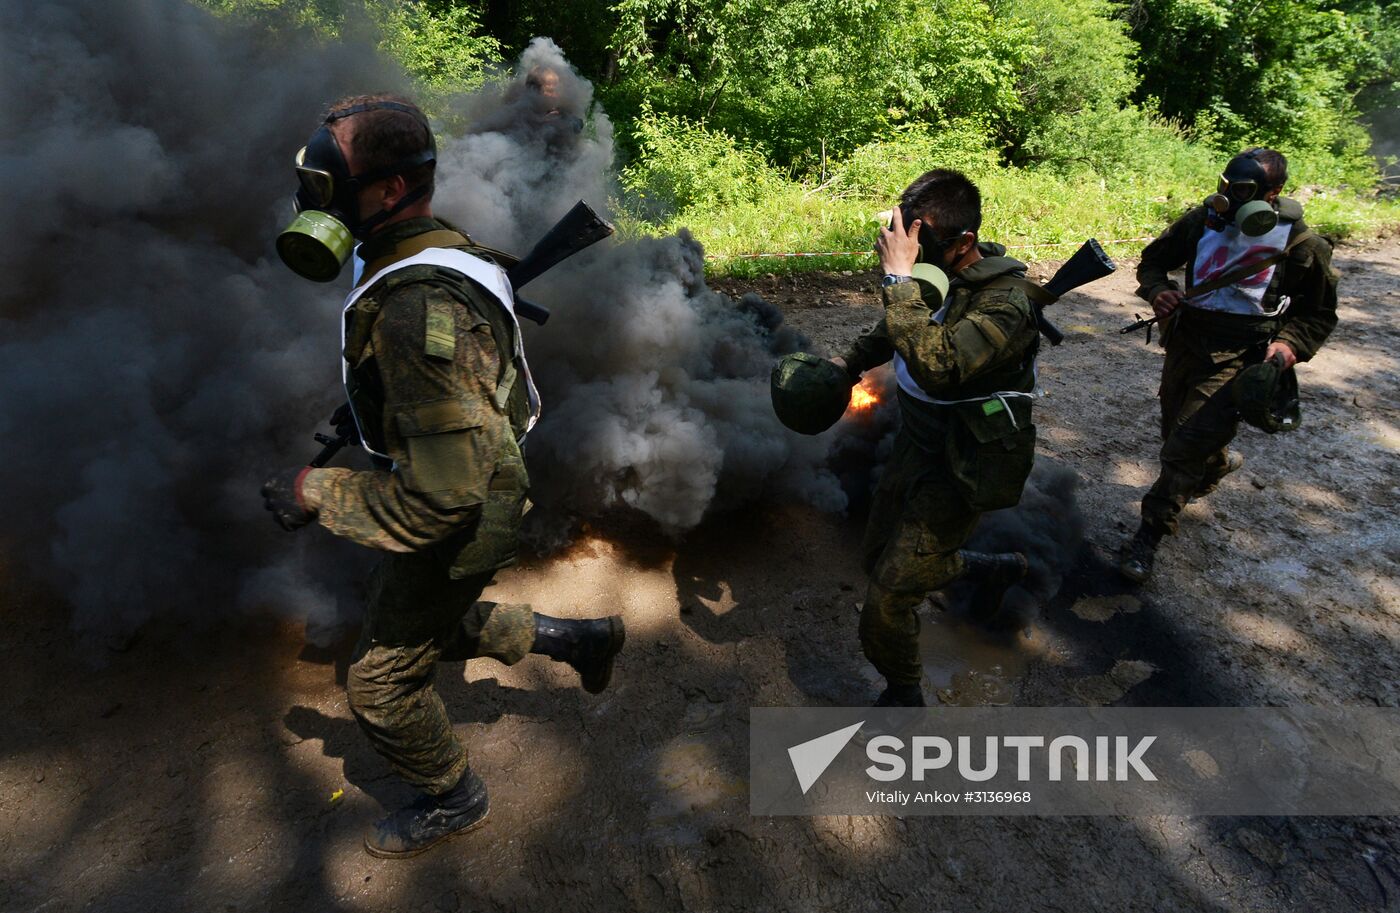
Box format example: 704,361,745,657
841,248,1040,401
1135,199,1339,361
301,218,531,574
842,248,1041,511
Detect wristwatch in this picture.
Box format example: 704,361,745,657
882,274,912,287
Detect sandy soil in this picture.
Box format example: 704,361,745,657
3,240,1398,912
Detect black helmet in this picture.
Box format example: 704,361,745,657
771,353,852,435
1233,355,1301,433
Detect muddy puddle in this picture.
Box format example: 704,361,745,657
919,598,1060,706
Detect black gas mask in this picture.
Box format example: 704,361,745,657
881,208,958,306
1204,152,1279,236
276,101,437,282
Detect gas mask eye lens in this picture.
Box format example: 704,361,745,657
294,147,336,208
1228,180,1258,202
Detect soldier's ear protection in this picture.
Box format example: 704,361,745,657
278,101,437,283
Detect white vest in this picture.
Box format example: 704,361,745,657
1190,220,1294,316
342,248,541,459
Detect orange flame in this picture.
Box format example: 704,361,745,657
847,380,881,414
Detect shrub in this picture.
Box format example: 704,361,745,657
620,110,784,219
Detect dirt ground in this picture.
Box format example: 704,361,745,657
3,240,1399,913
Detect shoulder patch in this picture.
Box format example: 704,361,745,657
424,299,456,361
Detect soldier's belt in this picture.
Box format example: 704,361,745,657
1179,307,1280,348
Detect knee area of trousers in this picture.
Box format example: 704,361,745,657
875,553,959,594
860,582,922,635
346,654,422,716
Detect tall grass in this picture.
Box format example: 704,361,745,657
618,111,1400,276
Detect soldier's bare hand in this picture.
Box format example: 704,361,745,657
1264,340,1297,371
877,205,920,277
1152,289,1184,319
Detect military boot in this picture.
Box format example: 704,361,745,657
1189,450,1245,502
364,768,489,859
959,551,1029,626
530,614,626,693
1118,525,1163,584
874,681,926,707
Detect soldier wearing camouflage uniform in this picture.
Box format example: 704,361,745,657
1120,148,1339,582
835,170,1039,707
261,95,624,858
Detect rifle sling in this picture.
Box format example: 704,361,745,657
980,275,1056,306
1182,229,1315,300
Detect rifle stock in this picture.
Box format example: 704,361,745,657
1024,238,1116,345
505,200,616,325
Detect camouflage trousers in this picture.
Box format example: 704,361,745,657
860,433,981,687
347,550,536,796
1141,337,1258,536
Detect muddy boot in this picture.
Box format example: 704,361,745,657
1189,450,1245,502
364,768,490,859
1118,525,1162,584
959,551,1029,626
874,681,926,707
530,614,626,694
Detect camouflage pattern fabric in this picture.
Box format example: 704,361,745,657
1135,199,1339,362
348,561,534,794
842,249,1040,686
296,218,538,795
300,218,532,573
859,433,981,686
1140,339,1255,536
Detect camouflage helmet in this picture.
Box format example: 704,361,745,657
1233,356,1301,433
771,352,852,435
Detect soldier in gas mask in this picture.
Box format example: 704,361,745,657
1120,148,1340,582
829,169,1041,707
260,94,625,858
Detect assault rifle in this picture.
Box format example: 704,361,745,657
1120,311,1163,344
1020,239,1117,345
309,200,616,466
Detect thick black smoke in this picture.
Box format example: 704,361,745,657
0,0,407,650
431,39,845,540
1,13,846,647
2,6,1074,650
962,461,1084,624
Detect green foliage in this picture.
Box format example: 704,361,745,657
1131,0,1378,168
619,110,783,218
195,0,1400,274
827,121,1000,199
374,3,498,94
609,0,1034,169
995,0,1140,158
1019,105,1216,180
199,1,499,98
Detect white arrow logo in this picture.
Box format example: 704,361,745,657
787,721,865,794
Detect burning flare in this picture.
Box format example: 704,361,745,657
848,379,882,414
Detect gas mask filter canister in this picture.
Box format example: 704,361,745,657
276,101,436,282
1204,152,1279,237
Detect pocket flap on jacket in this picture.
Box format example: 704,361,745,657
395,398,486,436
